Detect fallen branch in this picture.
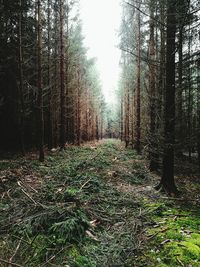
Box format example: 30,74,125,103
157,196,185,201
0,258,24,267
39,247,67,267
79,177,93,191
147,227,169,240
8,238,22,267
21,188,37,205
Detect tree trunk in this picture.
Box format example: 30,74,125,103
37,0,44,161
59,0,66,149
177,26,183,155
149,9,157,171
77,68,81,146
125,84,130,148
47,0,53,149
159,0,177,194
18,0,25,155
135,5,141,153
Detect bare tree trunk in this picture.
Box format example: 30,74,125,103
96,115,99,141
121,96,123,141
47,0,53,149
59,0,66,149
187,20,192,161
125,84,130,148
135,5,141,153
37,0,44,161
197,73,200,168
18,0,25,155
158,0,177,194
77,68,81,146
177,26,183,155
149,9,157,171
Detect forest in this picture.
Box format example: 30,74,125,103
0,0,199,266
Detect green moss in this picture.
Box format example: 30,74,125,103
165,229,184,241
74,255,96,267
181,241,200,259
190,233,200,246
68,245,80,258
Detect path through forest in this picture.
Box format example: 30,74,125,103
0,139,199,266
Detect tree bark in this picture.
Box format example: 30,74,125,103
47,0,53,149
159,0,177,194
37,0,44,161
59,0,66,149
135,5,141,153
149,8,157,171
18,0,25,155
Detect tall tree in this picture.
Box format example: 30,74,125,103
59,0,66,149
18,0,25,155
157,0,177,193
148,4,157,171
135,3,141,153
37,0,44,161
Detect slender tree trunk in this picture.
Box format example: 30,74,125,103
131,87,134,149
149,10,157,171
197,73,200,168
135,6,141,153
18,0,25,155
47,0,53,149
96,115,99,140
121,96,123,141
37,0,44,161
187,21,192,161
59,0,66,149
125,84,130,148
177,26,183,155
159,0,177,194
77,68,81,146
65,1,69,142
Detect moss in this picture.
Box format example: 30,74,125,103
181,241,200,259
68,245,80,258
190,233,200,246
165,229,184,241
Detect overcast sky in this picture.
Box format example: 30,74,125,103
79,0,122,104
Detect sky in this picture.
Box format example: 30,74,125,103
79,0,122,104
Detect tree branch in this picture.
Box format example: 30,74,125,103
125,1,166,28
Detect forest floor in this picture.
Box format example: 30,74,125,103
0,139,199,267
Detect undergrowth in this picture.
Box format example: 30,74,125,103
0,139,147,266
0,139,199,266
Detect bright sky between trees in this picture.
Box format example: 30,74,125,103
79,0,122,104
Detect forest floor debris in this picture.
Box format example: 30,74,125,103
0,139,199,266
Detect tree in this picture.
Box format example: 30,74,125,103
135,2,141,153
18,0,25,155
59,0,66,149
37,0,44,161
148,3,157,171
157,0,178,193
